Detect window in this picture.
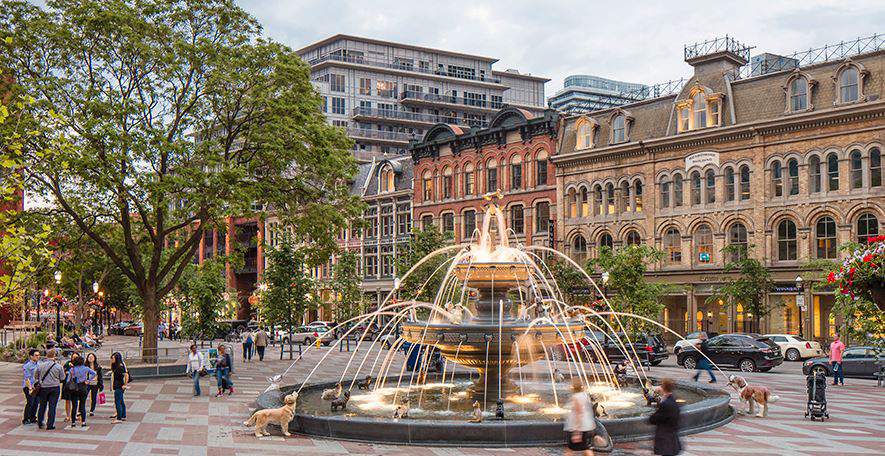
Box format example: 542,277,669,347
839,68,859,103
381,246,394,277
850,150,863,189
422,214,433,229
705,170,716,203
364,208,378,238
695,224,713,264
679,106,690,132
740,165,751,200
857,213,879,243
827,153,839,191
809,156,822,193
442,169,453,199
626,230,641,246
606,183,615,215
380,167,394,193
634,181,643,212
442,213,455,234
510,205,524,235
777,219,798,261
710,100,720,126
364,249,377,278
330,74,345,93
691,171,701,205
487,160,498,192
377,80,396,98
594,186,603,216
772,161,783,197
599,233,613,254
331,97,345,114
816,216,837,259
872,148,882,187
537,202,550,233
578,122,593,148
620,182,630,212
381,206,394,237
359,78,371,95
725,167,735,201
491,95,503,109
790,78,808,111
397,204,411,236
536,157,548,186
612,115,625,143
463,210,476,240
673,174,684,207
573,235,587,262
422,171,433,201
661,178,671,208
788,159,799,195
664,228,682,265
693,92,707,129
464,164,475,195
728,223,748,262
567,189,577,218
511,162,522,190
581,188,589,217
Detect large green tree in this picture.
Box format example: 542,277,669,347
178,259,228,343
262,241,314,342
395,226,454,303
1,0,360,360
330,249,362,323
707,245,776,331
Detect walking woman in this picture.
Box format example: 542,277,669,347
242,331,253,363
61,352,81,422
84,353,103,416
66,356,96,428
564,378,596,456
215,344,234,396
110,352,128,423
186,344,206,396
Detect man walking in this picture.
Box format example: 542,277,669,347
255,328,268,361
829,333,845,386
649,378,682,455
691,332,716,383
22,349,40,424
35,348,65,429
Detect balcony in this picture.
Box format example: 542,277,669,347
346,127,414,145
352,107,488,129
306,53,502,85
400,91,501,113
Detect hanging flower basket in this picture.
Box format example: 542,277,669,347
829,237,885,311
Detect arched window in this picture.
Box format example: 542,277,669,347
815,216,837,259
690,171,702,205
871,148,882,188
788,158,799,196
673,174,684,207
705,170,716,204
626,230,641,246
578,122,593,149
620,181,630,213
740,165,751,200
380,167,393,193
634,181,643,212
664,228,682,265
599,232,613,254
573,235,587,262
728,223,748,262
772,160,783,197
594,185,603,216
580,187,589,217
606,183,615,215
850,150,863,189
612,115,626,143
809,156,822,193
536,150,549,186
827,153,839,191
464,163,475,195
693,92,707,129
422,170,433,201
790,77,808,111
486,159,498,192
839,67,859,103
442,167,453,199
857,213,880,243
725,167,735,201
661,177,671,208
510,155,522,190
694,224,713,264
567,188,577,218
777,219,798,261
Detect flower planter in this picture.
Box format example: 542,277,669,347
870,285,885,311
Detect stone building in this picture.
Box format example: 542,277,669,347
410,107,560,249
553,37,885,344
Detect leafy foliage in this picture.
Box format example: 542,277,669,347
542,256,589,307
395,226,454,303
262,241,314,334
706,245,776,327
330,250,362,323
178,259,228,341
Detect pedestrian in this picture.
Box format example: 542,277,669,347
110,352,129,423
61,352,81,422
564,377,596,456
66,356,96,428
84,353,103,416
22,349,41,425
35,348,65,430
691,332,716,383
158,321,165,341
186,344,206,396
215,344,234,396
255,328,268,361
829,333,845,386
649,378,682,456
242,330,253,362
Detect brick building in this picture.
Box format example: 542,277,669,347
410,107,560,248
553,36,885,344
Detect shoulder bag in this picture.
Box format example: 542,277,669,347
30,364,54,397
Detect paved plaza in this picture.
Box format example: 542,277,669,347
0,336,883,455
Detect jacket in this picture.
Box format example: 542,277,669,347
649,394,682,455
254,330,268,347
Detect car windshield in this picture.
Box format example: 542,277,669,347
792,335,806,341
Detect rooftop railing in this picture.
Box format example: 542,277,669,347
307,53,502,84
400,90,502,110
346,127,414,143
352,107,487,128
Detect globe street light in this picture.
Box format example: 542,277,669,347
600,271,610,300
795,275,805,338
53,271,62,340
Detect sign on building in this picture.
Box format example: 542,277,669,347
685,151,720,169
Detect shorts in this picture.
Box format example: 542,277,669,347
566,430,595,451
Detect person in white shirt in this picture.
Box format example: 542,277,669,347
186,344,206,396
565,378,596,456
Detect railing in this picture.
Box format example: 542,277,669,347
400,90,502,110
685,35,752,62
352,107,488,128
346,127,414,143
306,53,502,84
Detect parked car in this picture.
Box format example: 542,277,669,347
677,334,783,372
802,346,883,378
673,331,719,355
123,322,144,336
763,334,824,361
562,331,669,366
277,325,335,346
110,321,134,335
308,321,336,328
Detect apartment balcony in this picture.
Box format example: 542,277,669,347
346,127,414,145
306,53,503,86
400,91,501,113
352,107,488,129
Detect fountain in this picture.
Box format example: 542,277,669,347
254,193,733,447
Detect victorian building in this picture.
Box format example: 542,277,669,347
553,36,885,344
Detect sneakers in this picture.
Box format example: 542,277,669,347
112,419,122,424
228,387,235,395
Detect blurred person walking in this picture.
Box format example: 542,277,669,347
254,328,268,361
564,378,596,456
649,378,682,455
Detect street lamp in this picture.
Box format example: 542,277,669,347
600,271,610,300
53,270,62,340
795,275,805,338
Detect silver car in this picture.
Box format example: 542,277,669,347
278,325,334,346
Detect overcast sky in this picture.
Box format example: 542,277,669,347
238,0,885,96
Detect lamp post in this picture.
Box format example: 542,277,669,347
53,270,62,340
795,275,805,338
92,282,101,334
600,271,610,301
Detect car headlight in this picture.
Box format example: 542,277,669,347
803,361,812,366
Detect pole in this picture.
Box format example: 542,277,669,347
55,301,61,341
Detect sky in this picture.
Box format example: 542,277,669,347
238,0,885,97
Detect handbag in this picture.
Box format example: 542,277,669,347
98,392,106,405
198,367,208,377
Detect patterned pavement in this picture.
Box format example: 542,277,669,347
0,336,883,455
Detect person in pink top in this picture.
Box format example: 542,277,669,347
829,333,845,386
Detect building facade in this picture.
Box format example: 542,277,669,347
553,37,885,344
548,75,649,114
296,35,548,163
410,107,560,250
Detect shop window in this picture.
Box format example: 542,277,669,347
694,224,713,264
664,228,682,265
857,213,879,243
815,216,837,259
777,219,798,261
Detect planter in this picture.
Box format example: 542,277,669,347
869,285,885,311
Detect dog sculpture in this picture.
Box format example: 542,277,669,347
468,400,483,423
728,375,779,417
393,399,410,419
322,383,342,401
330,391,350,411
642,380,663,406
243,393,297,437
357,375,372,390
553,368,566,383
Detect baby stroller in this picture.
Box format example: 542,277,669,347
805,371,828,421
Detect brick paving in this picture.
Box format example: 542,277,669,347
0,336,883,455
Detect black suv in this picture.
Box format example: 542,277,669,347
563,331,669,366
677,334,783,372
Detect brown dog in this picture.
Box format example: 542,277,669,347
728,375,779,417
243,393,298,437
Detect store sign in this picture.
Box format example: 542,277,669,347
698,252,711,263
773,286,800,293
685,151,720,169
569,287,593,296
797,294,806,311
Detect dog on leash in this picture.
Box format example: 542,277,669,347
728,375,779,417
243,393,297,437
330,391,350,411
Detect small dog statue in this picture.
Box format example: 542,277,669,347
243,393,297,437
553,368,566,383
495,399,505,420
322,383,342,401
357,375,372,390
330,391,350,411
728,375,779,417
590,393,607,417
468,400,482,423
393,399,410,419
613,361,628,383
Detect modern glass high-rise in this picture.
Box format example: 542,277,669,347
548,75,649,114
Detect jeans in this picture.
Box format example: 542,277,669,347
216,367,232,390
191,371,201,396
243,343,253,361
23,387,38,423
256,345,265,361
831,361,844,385
693,358,716,382
88,385,100,413
70,389,87,424
37,386,60,427
113,389,126,419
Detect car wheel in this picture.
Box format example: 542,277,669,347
682,356,697,370
673,347,682,356
739,358,756,372
812,365,828,377
785,348,801,362
304,338,312,346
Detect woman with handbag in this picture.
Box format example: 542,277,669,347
564,378,596,456
61,352,80,422
215,344,234,396
84,353,103,416
66,356,96,428
110,352,128,423
186,344,206,396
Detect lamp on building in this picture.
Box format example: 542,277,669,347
92,281,101,334
795,275,805,338
53,270,63,340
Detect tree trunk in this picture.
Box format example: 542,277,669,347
142,289,159,363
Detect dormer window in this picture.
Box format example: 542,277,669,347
840,68,858,102
677,85,724,132
380,166,395,193
833,61,868,105
576,117,598,149
692,93,707,129
608,110,632,144
791,78,807,111
612,115,625,143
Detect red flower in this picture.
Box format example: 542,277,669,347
864,254,874,262
849,267,856,276
827,272,836,283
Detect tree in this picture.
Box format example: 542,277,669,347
2,0,361,360
330,250,362,323
262,241,313,341
542,256,589,308
707,245,776,332
587,245,672,333
178,259,227,343
396,226,454,303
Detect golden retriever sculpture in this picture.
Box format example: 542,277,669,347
244,393,298,437
728,375,779,417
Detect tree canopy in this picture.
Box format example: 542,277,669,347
395,226,454,303
707,245,776,329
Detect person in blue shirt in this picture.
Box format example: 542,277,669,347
22,349,41,425
66,356,96,428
